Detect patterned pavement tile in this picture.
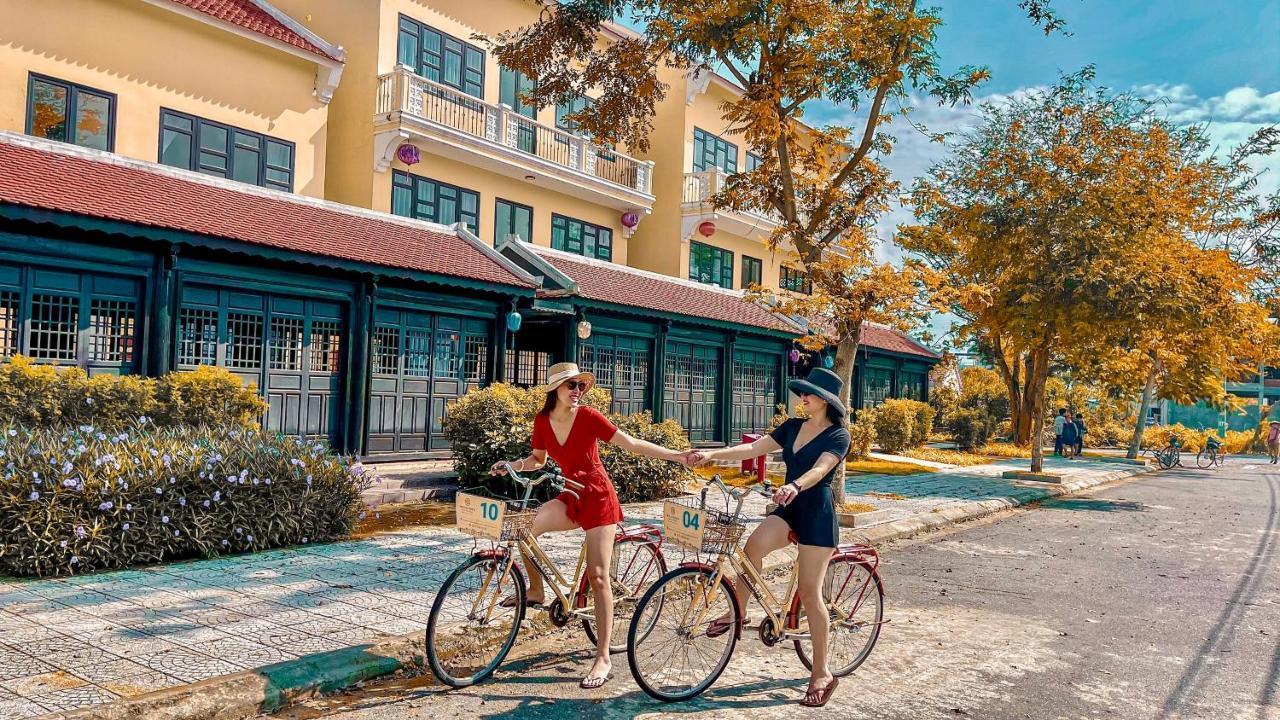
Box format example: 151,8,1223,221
1,669,88,699
0,690,48,720
64,656,153,684
282,619,371,646
198,636,298,668
0,649,53,683
129,647,243,683
99,670,182,698
27,684,119,711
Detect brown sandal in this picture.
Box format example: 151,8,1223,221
705,616,745,638
800,677,840,707
499,595,543,609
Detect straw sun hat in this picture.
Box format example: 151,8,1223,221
539,362,596,394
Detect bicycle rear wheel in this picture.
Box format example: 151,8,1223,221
1156,447,1176,470
794,556,884,676
627,566,739,702
425,553,525,688
580,537,668,653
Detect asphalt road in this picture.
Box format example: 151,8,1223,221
270,460,1280,720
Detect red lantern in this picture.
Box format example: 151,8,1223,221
697,221,716,237
396,143,420,166
621,211,640,228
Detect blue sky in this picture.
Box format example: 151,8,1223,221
795,0,1280,345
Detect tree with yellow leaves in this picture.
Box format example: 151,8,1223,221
901,69,1273,472
490,0,1067,441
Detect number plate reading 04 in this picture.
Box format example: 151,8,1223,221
456,493,504,540
663,500,706,550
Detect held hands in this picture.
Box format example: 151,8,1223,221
676,450,707,468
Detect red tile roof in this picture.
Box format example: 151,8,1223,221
531,247,798,333
0,136,534,291
166,0,342,62
860,322,939,359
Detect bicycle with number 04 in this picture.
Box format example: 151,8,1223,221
425,462,667,687
625,477,886,702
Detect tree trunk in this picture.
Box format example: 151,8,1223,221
1028,347,1052,473
831,330,860,506
1127,364,1158,459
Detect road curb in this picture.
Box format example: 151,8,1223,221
42,463,1149,720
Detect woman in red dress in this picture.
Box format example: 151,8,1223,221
492,362,690,689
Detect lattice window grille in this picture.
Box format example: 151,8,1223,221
226,312,264,369
29,293,79,361
372,326,400,375
268,315,304,370
177,307,218,366
464,334,487,384
0,290,18,358
88,298,136,364
309,320,342,373
405,329,432,377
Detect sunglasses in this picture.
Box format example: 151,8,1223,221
564,380,589,391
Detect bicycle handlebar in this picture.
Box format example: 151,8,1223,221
501,462,582,503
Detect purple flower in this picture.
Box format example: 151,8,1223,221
74,526,87,539
154,487,163,495
28,491,38,501
174,530,181,537
62,478,78,488
202,500,210,508
221,539,229,547
98,501,113,511
264,478,271,485
252,478,260,486
78,425,93,433
235,527,243,535
212,491,221,502
161,516,169,524
246,534,254,542
358,512,366,520
301,537,308,544
59,540,67,548
122,522,131,531
85,397,94,405
125,503,132,511
178,497,187,507
69,556,79,564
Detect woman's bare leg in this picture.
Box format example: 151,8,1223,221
711,515,791,628
521,499,577,604
796,543,836,701
582,523,616,685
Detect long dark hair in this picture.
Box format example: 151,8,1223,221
539,390,557,417
826,404,847,427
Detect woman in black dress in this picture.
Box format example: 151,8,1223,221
688,367,851,708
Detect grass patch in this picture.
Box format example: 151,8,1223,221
976,442,1033,459
352,501,454,538
838,502,877,514
901,448,991,466
846,458,936,476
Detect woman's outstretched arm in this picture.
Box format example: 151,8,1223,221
696,435,782,465
606,430,689,463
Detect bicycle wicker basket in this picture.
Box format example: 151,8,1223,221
666,495,746,554
499,502,537,541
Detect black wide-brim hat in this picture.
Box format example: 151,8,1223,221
788,367,847,417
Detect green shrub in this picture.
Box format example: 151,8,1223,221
0,422,369,577
154,366,267,428
949,407,996,450
0,356,265,430
444,383,691,502
599,412,691,503
904,399,933,448
870,399,918,453
1141,424,1210,453
848,411,876,459
1087,422,1133,448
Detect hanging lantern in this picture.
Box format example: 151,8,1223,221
697,220,716,237
788,348,801,363
822,355,835,369
506,310,523,333
577,320,593,340
621,212,640,229
395,143,420,165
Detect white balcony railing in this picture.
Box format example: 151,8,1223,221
377,67,653,195
682,169,780,226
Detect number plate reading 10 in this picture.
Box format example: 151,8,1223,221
456,492,504,540
663,500,706,550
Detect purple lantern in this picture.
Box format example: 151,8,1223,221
396,143,420,166
788,349,801,363
621,211,640,228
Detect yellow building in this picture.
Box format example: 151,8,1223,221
270,0,654,266
0,0,344,198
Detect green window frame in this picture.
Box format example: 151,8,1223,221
495,198,533,243
26,73,116,151
780,265,812,294
555,94,591,133
900,372,926,401
158,109,294,191
693,127,738,173
689,241,734,289
551,214,612,261
745,151,764,172
741,255,763,288
391,171,480,235
863,367,894,408
499,67,537,153
397,14,485,99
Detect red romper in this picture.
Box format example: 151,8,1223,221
531,406,625,531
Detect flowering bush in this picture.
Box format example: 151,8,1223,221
443,383,692,502
0,422,369,577
0,356,265,430
870,399,931,453
1141,424,1212,454
847,411,875,460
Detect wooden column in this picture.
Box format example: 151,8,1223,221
652,319,670,422
345,277,376,456
149,246,178,377
721,331,738,444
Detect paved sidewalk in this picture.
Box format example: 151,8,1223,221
0,457,1140,719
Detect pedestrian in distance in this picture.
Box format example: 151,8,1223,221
1060,410,1080,459
1053,408,1067,456
490,362,692,690
1267,420,1280,464
684,367,852,708
1072,412,1088,457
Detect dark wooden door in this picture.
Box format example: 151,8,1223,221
731,348,780,438
664,340,721,443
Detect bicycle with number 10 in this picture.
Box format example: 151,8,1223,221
625,477,885,702
425,463,667,687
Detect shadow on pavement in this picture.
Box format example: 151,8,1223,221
1040,497,1146,513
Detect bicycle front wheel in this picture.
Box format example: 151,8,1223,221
425,553,526,688
627,566,739,702
1156,447,1175,470
580,537,668,653
794,556,884,676
1196,449,1216,469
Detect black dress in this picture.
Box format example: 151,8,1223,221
768,418,852,548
